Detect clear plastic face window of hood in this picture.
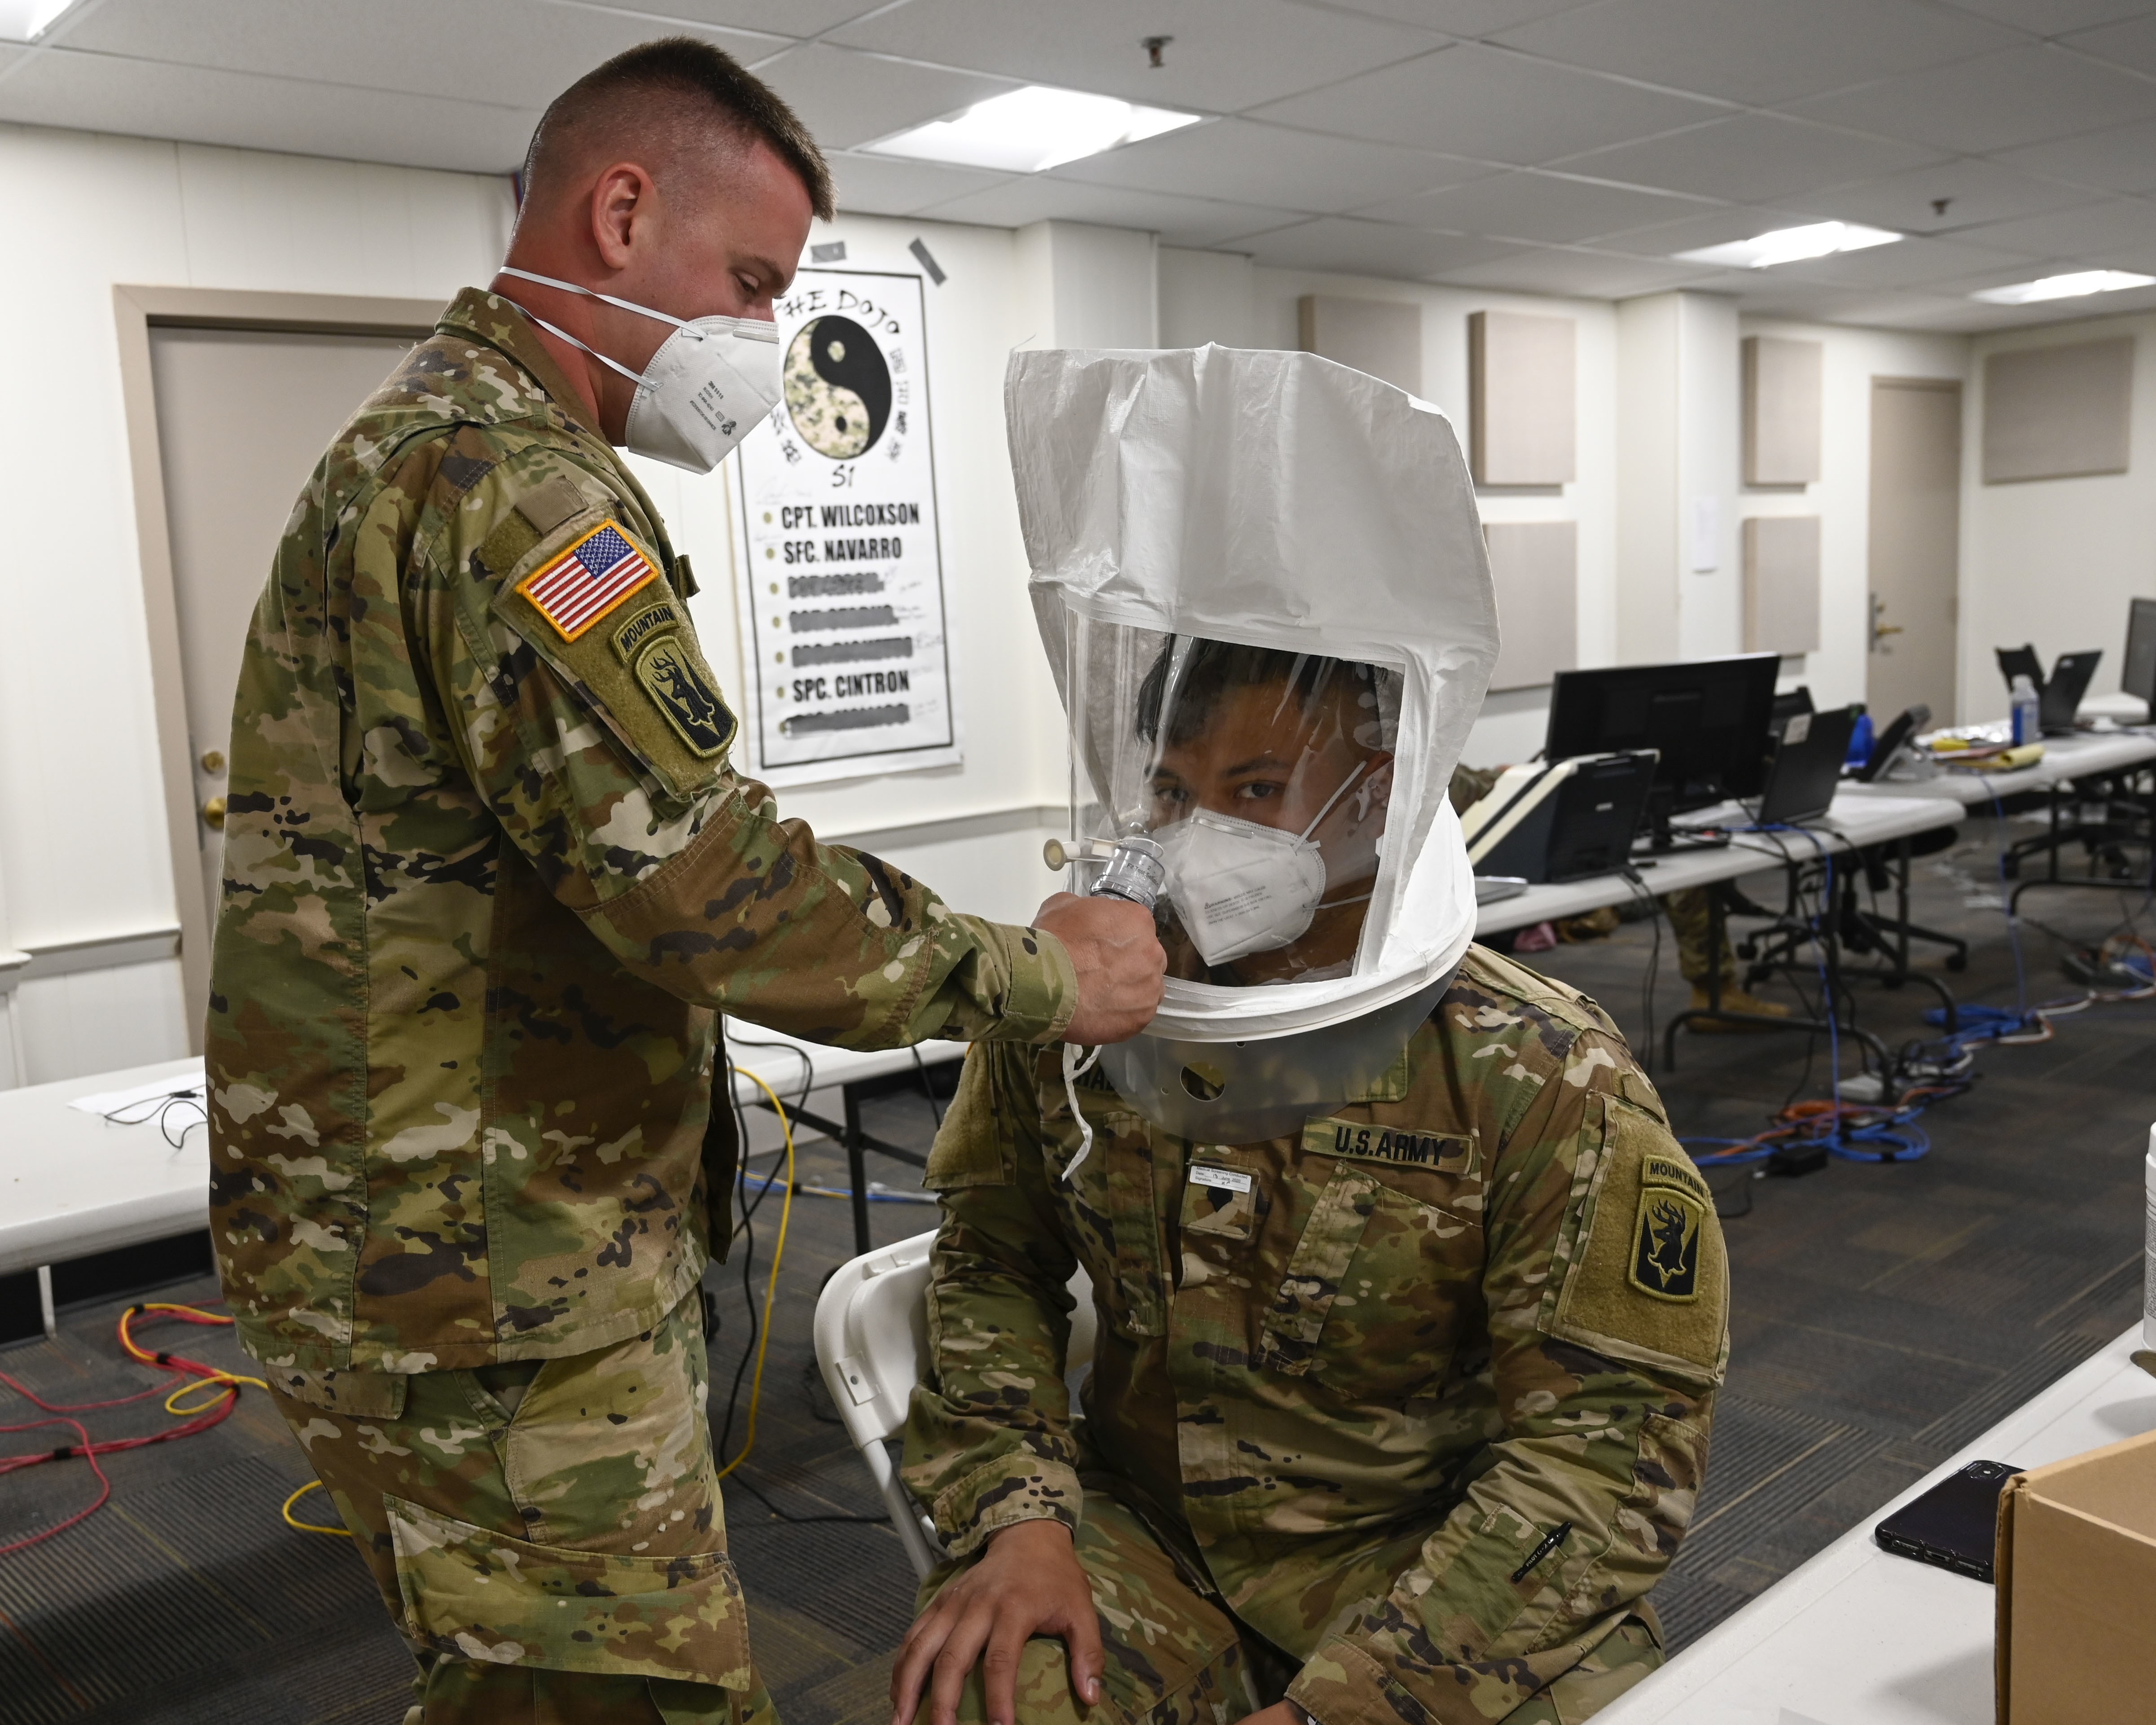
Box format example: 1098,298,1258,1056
1069,623,1400,989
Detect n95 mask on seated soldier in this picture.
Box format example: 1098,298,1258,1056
1007,345,1498,1138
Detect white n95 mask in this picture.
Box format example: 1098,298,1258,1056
499,266,781,473
1154,762,1371,968
1156,810,1328,966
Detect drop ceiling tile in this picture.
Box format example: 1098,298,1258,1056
1354,168,1709,241
1493,0,2017,106
825,150,1014,216
1762,233,2037,289
1783,158,2109,235
0,52,536,172
830,0,1443,114
1996,119,2156,193
1591,202,1823,252
1294,0,1597,34
1738,284,1993,329
1555,114,1944,203
1944,195,2156,260
1938,0,2154,31
54,0,784,107
916,176,1299,246
1432,244,1722,295
2059,9,2156,70
1250,41,1726,162
1230,214,1526,274
1051,118,1497,213
1787,46,2156,154
567,0,887,34
755,44,1018,151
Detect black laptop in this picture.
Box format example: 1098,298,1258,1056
2040,651,2100,733
1754,705,1858,825
1996,645,2101,734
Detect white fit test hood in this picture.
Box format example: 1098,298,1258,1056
1008,344,1499,1139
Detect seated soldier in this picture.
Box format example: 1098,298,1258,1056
891,634,1728,1725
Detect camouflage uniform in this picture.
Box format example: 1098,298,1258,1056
903,946,1726,1725
207,288,1076,1716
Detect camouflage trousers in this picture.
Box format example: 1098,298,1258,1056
1662,886,1727,986
267,1290,776,1725
912,1488,1661,1725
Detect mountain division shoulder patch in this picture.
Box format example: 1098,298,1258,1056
632,631,735,759
1627,1155,1707,1303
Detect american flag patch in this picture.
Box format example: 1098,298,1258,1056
517,522,660,641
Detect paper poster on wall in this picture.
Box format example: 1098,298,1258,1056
730,268,958,787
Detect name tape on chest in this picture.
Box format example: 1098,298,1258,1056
1188,1163,1253,1194
517,521,661,641
1302,1117,1470,1170
1628,1155,1708,1304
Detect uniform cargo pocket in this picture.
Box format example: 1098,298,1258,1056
386,1496,752,1690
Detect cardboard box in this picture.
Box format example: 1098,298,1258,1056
1995,1426,2156,1723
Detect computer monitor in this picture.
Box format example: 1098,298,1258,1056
2040,650,2099,733
2123,598,2156,713
1545,654,1781,814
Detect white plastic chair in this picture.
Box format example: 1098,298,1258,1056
813,1227,1096,1580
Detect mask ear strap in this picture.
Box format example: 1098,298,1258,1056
500,265,698,333
507,302,646,387
1298,759,1370,842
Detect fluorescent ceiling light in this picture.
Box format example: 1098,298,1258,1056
1971,269,2156,306
0,0,79,40
866,86,1201,175
1674,220,1903,270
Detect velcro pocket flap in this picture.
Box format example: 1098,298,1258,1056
387,1496,752,1689
1260,1163,1381,1375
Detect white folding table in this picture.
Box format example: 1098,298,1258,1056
1599,1327,2156,1725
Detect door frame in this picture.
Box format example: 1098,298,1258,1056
115,285,446,1045
1866,373,1964,728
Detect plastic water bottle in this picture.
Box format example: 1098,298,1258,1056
2011,674,2040,746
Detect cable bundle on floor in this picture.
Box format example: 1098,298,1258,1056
0,1303,266,1556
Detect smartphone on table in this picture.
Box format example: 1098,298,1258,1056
1873,1459,2025,1583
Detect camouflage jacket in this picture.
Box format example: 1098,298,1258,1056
207,288,1074,1376
903,947,1725,1725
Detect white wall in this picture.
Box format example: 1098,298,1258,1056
1159,247,1619,772
1738,316,1967,713
0,123,514,1085
1962,310,2156,725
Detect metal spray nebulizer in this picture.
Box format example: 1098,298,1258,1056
1040,829,1167,1179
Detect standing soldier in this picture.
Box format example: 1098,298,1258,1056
204,39,1162,1725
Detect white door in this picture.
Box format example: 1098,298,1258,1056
149,327,415,933
1866,377,1963,724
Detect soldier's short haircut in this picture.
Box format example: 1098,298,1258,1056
523,37,834,222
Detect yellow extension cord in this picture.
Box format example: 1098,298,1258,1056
715,1064,796,1482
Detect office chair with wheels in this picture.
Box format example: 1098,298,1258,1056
812,1230,1097,1581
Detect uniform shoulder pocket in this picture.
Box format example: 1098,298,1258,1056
1548,1097,1728,1385
490,505,735,803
